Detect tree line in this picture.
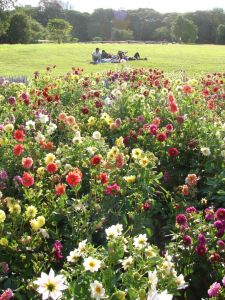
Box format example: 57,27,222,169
1,0,225,44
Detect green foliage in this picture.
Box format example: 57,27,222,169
47,18,72,43
171,15,198,43
111,28,134,41
0,9,9,37
0,0,15,10
92,36,103,41
7,13,32,44
217,24,225,44
29,18,48,43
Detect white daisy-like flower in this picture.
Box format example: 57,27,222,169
133,234,148,249
148,269,158,289
78,239,87,256
72,131,82,143
83,257,101,272
175,274,188,290
92,131,101,140
121,256,133,270
200,147,211,156
25,120,35,130
145,245,157,258
147,289,173,300
39,113,49,124
39,228,50,239
35,132,45,143
67,249,81,263
33,269,67,300
46,123,57,135
105,224,123,240
86,146,97,155
90,280,106,299
111,89,122,99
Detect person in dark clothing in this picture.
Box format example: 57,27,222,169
101,50,112,59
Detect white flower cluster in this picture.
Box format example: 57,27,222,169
105,224,123,240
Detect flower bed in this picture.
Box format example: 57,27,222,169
0,66,224,299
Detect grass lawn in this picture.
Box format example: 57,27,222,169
0,43,225,77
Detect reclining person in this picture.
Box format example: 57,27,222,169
128,52,147,61
92,48,101,64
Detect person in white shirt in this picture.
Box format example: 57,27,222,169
92,48,101,63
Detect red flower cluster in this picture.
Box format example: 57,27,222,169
46,163,58,173
66,168,82,186
21,172,34,187
55,183,66,196
168,147,179,157
13,130,25,142
13,144,24,156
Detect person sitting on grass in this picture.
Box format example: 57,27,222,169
92,48,101,64
101,50,112,59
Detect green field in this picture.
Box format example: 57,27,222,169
1,43,225,77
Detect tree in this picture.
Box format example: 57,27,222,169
171,15,198,43
0,9,9,37
36,0,63,25
0,0,16,10
29,18,48,42
153,26,171,41
47,18,72,43
217,24,225,44
111,28,134,41
7,13,31,43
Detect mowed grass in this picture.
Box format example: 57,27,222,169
1,43,225,77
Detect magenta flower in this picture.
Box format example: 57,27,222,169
105,183,120,195
195,243,207,256
186,206,197,214
208,282,221,298
176,214,187,226
197,234,206,244
0,170,8,181
217,240,225,249
53,240,63,260
0,288,14,300
215,208,225,221
183,235,192,246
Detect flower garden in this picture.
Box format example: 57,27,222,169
0,66,224,300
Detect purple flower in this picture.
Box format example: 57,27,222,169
214,220,224,229
222,276,225,287
186,206,197,214
198,234,206,244
136,116,145,123
208,282,221,298
8,96,16,105
216,228,225,238
0,262,9,273
163,171,171,183
183,235,192,246
215,208,225,221
176,214,187,226
13,176,22,187
195,243,207,256
217,240,225,249
0,170,8,181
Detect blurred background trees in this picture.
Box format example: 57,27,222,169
1,0,225,44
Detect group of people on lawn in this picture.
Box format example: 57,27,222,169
92,48,147,64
